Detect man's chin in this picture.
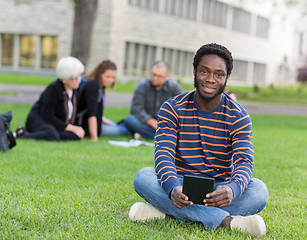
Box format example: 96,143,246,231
151,82,158,87
196,89,218,102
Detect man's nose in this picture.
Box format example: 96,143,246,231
206,73,215,83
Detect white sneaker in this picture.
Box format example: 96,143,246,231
230,215,266,237
134,133,142,140
129,202,166,221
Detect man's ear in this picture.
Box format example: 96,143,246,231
193,67,196,76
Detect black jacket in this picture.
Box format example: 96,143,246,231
76,79,103,136
29,79,77,131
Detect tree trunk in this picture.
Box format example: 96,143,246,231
71,0,98,67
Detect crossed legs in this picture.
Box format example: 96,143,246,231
132,167,269,230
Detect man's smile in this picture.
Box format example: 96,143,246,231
200,83,216,94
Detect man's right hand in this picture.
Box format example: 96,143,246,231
146,118,157,130
170,186,193,208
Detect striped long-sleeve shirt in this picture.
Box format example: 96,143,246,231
154,90,254,200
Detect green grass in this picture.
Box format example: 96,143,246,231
0,104,306,239
228,84,307,105
1,73,307,105
0,91,17,96
0,73,54,86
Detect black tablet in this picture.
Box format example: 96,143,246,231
182,175,215,205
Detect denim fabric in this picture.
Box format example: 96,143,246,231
124,114,156,139
101,118,131,136
133,167,269,228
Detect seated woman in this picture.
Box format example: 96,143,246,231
17,57,85,141
77,60,130,141
76,60,130,141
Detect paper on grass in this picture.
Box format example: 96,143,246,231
108,139,154,147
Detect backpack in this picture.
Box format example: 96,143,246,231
0,111,16,152
77,77,102,101
79,77,87,90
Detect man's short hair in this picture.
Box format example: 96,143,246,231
193,43,233,77
56,56,84,80
152,61,170,75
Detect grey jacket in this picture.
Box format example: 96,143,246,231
131,77,182,123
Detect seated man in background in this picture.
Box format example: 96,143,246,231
129,43,269,237
124,61,182,139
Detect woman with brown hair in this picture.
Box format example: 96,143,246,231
76,60,130,141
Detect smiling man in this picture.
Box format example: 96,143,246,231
129,43,269,237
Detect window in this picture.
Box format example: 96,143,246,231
41,36,58,69
299,32,304,57
19,35,36,67
214,1,227,28
1,33,57,70
232,8,251,34
1,34,14,66
232,59,248,82
253,62,266,84
203,0,227,28
124,42,157,75
256,16,269,38
124,41,194,78
187,0,197,20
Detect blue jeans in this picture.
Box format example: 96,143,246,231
124,115,156,139
101,118,131,136
134,167,269,228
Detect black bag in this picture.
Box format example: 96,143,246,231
0,111,16,152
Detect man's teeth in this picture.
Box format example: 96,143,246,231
202,84,213,89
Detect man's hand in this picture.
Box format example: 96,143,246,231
171,186,193,208
146,118,157,130
203,185,233,208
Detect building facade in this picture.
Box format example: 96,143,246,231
0,0,305,86
0,0,73,74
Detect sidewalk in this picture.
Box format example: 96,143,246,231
1,84,307,115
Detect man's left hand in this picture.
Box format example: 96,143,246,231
203,185,233,208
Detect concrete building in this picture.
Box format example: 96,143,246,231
0,0,305,86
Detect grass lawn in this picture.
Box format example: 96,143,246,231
0,104,306,239
0,73,54,86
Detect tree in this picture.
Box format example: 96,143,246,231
297,66,307,84
70,0,98,66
